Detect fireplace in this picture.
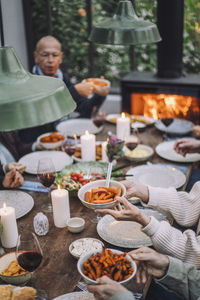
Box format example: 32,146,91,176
121,0,200,123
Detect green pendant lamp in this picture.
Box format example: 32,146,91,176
89,0,161,45
0,47,76,131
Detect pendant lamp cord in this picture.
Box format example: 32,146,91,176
0,0,5,46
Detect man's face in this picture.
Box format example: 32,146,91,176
34,40,63,77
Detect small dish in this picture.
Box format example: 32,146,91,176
37,132,65,150
67,217,85,233
69,238,104,259
77,248,137,285
124,144,154,162
0,252,32,285
78,180,126,210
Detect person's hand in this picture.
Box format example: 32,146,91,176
174,139,200,156
95,196,150,227
120,180,149,203
192,125,200,139
5,162,26,174
75,82,95,97
87,276,128,300
129,247,169,284
3,169,24,188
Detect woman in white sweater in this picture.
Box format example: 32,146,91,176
96,180,200,269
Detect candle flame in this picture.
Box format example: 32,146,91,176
85,130,89,136
121,112,125,118
73,133,77,140
106,138,109,143
57,185,61,190
3,203,6,209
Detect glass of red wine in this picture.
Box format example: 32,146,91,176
37,157,56,213
16,232,43,274
161,117,174,127
125,129,140,151
92,108,106,128
62,135,77,156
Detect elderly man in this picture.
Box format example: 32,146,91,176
19,35,109,143
33,35,109,117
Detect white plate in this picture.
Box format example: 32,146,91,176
124,144,154,162
155,119,194,135
56,119,103,137
0,190,34,219
97,210,167,248
106,114,154,126
53,291,95,300
19,151,73,175
126,164,186,189
156,141,200,163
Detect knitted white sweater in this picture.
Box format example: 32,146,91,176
142,181,200,269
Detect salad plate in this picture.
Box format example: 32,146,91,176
53,292,95,300
155,118,194,135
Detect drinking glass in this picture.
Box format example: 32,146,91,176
125,129,140,151
16,232,43,273
160,117,174,127
62,136,77,156
37,157,56,213
91,108,106,128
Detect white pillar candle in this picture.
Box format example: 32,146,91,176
51,188,70,228
101,141,109,162
0,203,18,248
116,113,130,140
80,130,96,161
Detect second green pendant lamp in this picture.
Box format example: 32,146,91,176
89,0,161,45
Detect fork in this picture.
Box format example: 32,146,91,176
76,281,88,292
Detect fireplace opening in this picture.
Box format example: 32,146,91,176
131,93,200,123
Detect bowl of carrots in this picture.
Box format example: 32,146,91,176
37,132,65,150
77,247,137,285
78,179,126,210
83,78,110,90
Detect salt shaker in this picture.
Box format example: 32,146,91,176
33,212,49,236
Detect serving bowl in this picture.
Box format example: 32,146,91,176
0,252,32,285
124,144,154,162
83,78,110,90
78,179,126,210
37,132,65,150
77,248,137,285
67,217,85,233
69,237,104,259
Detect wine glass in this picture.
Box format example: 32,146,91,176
125,129,140,151
92,108,106,128
62,135,77,156
16,232,43,273
37,157,56,213
161,117,174,127
88,166,106,223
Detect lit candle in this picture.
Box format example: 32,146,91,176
51,187,70,228
116,112,130,140
101,141,109,162
80,130,96,161
0,203,18,248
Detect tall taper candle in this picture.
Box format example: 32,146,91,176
116,112,130,140
80,130,96,161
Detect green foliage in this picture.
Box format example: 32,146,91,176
30,0,200,86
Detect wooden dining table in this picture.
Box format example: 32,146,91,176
0,123,194,299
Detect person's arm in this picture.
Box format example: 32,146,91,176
157,256,200,300
174,139,200,156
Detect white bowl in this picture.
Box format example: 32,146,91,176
0,252,32,285
77,248,137,285
78,180,126,210
67,217,85,233
37,132,65,150
69,238,104,259
124,144,154,162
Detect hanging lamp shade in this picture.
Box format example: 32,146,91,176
0,47,76,131
89,0,161,45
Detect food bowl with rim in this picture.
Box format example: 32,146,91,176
78,179,126,210
124,144,154,162
37,132,65,150
83,78,111,90
67,217,85,233
77,248,137,285
0,252,32,285
69,237,104,259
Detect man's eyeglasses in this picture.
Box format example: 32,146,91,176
38,52,61,59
